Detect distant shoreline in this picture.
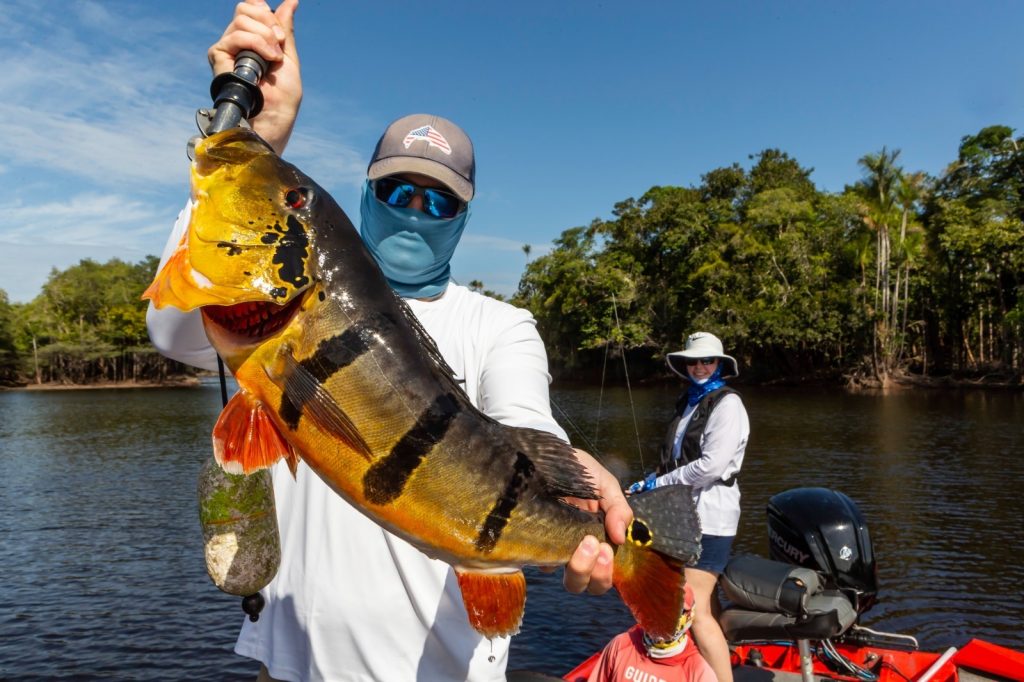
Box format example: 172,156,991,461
2,377,202,391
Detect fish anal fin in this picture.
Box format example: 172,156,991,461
455,569,526,638
213,390,295,474
613,484,703,640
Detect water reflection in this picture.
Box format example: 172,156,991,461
1,383,1021,678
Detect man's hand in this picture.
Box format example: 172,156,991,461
208,0,301,154
561,448,633,595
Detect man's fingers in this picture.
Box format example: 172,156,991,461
563,539,615,595
587,544,615,594
274,0,300,65
563,536,599,594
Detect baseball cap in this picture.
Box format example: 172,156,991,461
367,114,475,202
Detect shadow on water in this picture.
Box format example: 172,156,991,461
1,382,1021,678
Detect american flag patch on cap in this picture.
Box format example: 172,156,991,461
402,125,452,155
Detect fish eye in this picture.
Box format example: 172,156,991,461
285,187,310,209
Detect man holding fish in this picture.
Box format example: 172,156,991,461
146,1,700,680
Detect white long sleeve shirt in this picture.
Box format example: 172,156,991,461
655,393,748,536
147,204,567,681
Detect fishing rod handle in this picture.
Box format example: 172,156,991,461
207,50,269,134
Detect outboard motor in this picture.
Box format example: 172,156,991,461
766,487,878,615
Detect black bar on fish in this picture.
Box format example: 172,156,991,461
207,50,268,135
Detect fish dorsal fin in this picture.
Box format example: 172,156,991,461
213,389,297,474
267,350,374,462
455,568,526,638
504,426,600,501
392,291,465,391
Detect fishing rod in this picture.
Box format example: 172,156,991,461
195,50,267,142
195,50,268,407
193,50,273,624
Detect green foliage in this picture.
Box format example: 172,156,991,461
0,290,19,385
5,256,183,385
517,131,1024,382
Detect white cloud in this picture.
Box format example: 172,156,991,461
0,1,372,303
0,241,154,304
0,193,172,247
461,233,553,256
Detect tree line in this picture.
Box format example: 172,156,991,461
0,257,190,387
1,125,1021,389
512,125,1023,387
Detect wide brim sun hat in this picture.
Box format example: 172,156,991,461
666,331,739,379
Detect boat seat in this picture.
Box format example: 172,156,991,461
718,554,857,642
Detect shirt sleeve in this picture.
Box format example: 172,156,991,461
657,394,748,488
586,638,620,682
145,201,220,372
476,306,569,442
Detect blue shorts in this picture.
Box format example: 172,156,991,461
692,534,734,574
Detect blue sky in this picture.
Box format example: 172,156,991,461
1,0,1022,303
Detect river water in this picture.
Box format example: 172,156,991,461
1,381,1021,679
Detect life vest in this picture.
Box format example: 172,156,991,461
658,386,739,486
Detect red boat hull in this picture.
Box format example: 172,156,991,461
563,638,1024,681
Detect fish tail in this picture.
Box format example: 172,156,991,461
613,484,702,640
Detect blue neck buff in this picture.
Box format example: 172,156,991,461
359,181,470,299
686,365,726,407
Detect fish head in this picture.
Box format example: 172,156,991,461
143,127,350,364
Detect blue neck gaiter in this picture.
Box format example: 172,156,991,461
686,365,726,407
359,181,471,299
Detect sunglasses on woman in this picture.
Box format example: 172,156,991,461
372,177,465,219
684,357,717,367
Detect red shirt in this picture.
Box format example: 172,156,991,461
586,626,717,682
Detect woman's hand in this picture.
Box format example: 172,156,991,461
560,448,633,594
208,0,302,154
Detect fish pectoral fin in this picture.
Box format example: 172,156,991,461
213,389,297,474
455,568,526,639
266,351,374,462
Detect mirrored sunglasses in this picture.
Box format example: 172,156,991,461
372,177,464,219
684,357,717,367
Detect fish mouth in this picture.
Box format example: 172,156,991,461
201,295,305,344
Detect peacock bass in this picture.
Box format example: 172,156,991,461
143,127,701,639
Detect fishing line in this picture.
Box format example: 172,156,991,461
551,398,602,459
593,339,610,453
611,294,645,472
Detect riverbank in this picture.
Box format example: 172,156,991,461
2,376,201,391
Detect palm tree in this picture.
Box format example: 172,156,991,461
857,147,902,383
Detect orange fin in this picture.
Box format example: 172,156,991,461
614,544,687,640
142,232,195,310
455,569,526,638
613,484,702,640
213,390,296,474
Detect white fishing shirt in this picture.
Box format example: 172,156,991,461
147,203,568,682
654,393,748,536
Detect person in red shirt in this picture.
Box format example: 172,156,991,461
586,586,716,682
